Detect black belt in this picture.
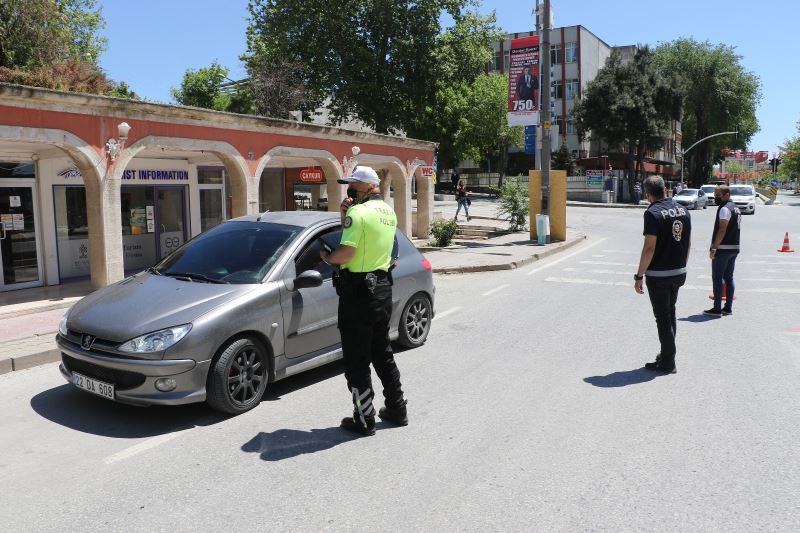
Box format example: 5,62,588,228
340,269,389,280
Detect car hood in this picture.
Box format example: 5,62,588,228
730,194,755,201
67,273,254,342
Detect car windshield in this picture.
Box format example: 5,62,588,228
677,189,696,196
701,186,716,193
730,186,754,196
154,221,302,284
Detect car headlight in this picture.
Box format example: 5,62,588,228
58,312,69,337
118,324,192,353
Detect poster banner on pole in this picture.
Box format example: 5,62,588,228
507,36,540,126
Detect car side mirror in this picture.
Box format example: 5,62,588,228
291,270,323,291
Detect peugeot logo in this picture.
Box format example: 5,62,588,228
81,334,95,350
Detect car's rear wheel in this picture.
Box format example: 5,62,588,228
207,337,268,414
397,293,432,348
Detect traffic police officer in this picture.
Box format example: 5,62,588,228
634,176,692,374
703,184,741,317
320,166,407,436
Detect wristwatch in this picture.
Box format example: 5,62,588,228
633,274,643,281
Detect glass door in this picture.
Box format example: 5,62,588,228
0,185,42,291
156,187,187,259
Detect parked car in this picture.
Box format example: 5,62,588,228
56,212,435,414
730,185,757,214
673,188,708,210
700,184,718,205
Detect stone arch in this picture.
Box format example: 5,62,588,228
0,125,124,286
255,146,345,213
412,165,433,239
120,136,254,216
351,154,411,235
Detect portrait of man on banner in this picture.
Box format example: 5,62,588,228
507,35,540,126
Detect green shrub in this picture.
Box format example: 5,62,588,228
494,178,529,231
430,217,459,247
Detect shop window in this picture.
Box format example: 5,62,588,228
120,187,158,272
54,186,90,278
198,166,226,232
0,162,35,179
198,167,223,184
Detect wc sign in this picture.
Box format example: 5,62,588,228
299,169,324,183
420,166,434,178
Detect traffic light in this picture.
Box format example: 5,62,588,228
769,158,782,173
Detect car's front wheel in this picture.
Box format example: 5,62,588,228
397,293,432,348
207,337,269,414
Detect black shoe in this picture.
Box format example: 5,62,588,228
378,401,408,426
703,308,723,317
722,308,733,316
644,361,677,374
340,415,376,436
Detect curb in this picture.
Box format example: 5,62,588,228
432,234,588,274
567,201,646,209
0,345,61,375
0,300,74,321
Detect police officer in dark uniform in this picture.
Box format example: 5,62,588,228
320,166,407,436
703,184,741,317
634,176,692,373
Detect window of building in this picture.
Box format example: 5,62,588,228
565,42,579,63
491,50,501,72
552,79,563,100
54,186,89,279
567,115,577,135
550,43,562,65
503,50,510,72
0,162,35,179
565,79,580,100
197,166,226,233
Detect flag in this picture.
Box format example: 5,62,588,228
754,151,768,163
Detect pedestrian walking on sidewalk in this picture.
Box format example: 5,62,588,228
634,176,692,374
633,181,642,205
450,169,460,192
703,185,741,317
454,179,471,221
320,166,408,436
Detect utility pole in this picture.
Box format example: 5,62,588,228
541,0,552,216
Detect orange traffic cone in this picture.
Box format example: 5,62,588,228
778,232,795,253
708,280,736,301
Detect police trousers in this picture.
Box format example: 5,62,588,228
645,273,686,364
337,276,404,418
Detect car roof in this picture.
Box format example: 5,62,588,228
232,211,340,227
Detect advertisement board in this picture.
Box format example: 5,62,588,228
507,36,540,126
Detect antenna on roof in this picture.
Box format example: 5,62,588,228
256,210,270,222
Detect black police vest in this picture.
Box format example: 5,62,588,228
713,200,741,251
645,198,692,277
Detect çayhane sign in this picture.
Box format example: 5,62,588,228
299,168,324,183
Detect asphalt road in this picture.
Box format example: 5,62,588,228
2,193,799,532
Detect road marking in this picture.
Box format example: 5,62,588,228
433,307,462,322
564,267,629,276
526,238,607,276
544,276,800,294
591,254,606,258
481,284,510,297
103,431,188,465
600,249,636,254
579,260,631,266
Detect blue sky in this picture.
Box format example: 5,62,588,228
99,0,798,153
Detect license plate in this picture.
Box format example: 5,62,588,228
72,371,115,400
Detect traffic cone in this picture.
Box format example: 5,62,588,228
778,232,795,253
708,280,736,301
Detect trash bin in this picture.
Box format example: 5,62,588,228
536,214,550,245
604,190,614,204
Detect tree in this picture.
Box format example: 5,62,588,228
57,0,107,64
654,39,761,184
244,0,468,134
551,142,576,175
0,0,106,69
574,47,682,191
779,119,800,181
170,61,232,110
108,81,138,99
247,55,311,119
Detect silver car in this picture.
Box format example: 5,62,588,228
673,188,708,210
730,185,757,214
56,212,435,414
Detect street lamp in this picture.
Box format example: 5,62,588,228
105,122,131,161
679,129,738,185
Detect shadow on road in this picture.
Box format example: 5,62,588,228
242,427,358,460
678,314,720,323
29,384,227,439
583,368,670,388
